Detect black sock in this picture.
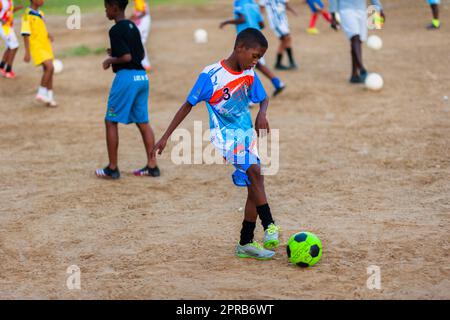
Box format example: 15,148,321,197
257,204,274,230
286,48,295,65
240,220,256,246
276,53,283,66
6,65,12,72
0,61,5,69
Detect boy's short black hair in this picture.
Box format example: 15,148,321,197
235,28,268,50
104,0,128,10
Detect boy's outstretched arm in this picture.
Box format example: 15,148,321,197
219,14,245,29
152,102,193,156
255,97,270,137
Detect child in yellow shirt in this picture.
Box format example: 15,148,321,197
130,0,151,72
21,0,57,107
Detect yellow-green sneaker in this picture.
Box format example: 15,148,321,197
263,223,280,249
235,241,275,260
307,27,320,35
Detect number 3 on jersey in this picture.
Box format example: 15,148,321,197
223,87,231,101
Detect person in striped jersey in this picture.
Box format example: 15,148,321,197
259,0,298,70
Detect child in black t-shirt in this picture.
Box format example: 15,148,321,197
96,0,160,179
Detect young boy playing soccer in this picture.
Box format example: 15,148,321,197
96,0,160,180
21,0,57,107
130,0,151,71
153,28,280,260
220,0,286,96
305,0,334,35
426,0,440,30
330,0,385,83
0,0,23,79
259,0,298,70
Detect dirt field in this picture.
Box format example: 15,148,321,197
0,0,449,299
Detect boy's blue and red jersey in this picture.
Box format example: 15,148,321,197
234,0,264,33
187,61,267,186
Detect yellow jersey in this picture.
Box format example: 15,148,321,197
21,7,53,66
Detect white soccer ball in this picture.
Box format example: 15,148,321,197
53,59,64,74
365,73,384,91
367,35,383,50
194,29,208,44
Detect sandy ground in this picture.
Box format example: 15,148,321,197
0,0,449,299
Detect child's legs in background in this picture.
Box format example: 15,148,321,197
41,59,54,90
1,48,8,64
429,0,440,19
283,34,292,50
321,10,332,23
6,48,18,67
1,30,19,69
136,122,157,168
138,14,151,69
309,13,319,28
350,35,365,75
105,120,119,170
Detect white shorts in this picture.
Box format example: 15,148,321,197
339,9,368,42
135,14,151,44
272,21,290,38
0,25,19,50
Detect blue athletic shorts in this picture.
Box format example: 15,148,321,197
226,143,261,187
428,0,440,5
106,69,149,124
306,0,324,13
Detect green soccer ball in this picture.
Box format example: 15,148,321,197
286,232,323,268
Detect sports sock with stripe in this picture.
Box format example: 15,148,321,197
257,204,274,231
240,220,256,246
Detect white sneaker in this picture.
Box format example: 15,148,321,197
47,100,58,108
263,223,280,249
36,94,50,104
235,241,275,260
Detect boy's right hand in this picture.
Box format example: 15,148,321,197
152,138,168,157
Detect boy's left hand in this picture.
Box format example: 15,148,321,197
255,111,270,137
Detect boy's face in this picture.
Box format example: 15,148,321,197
31,0,45,7
235,44,267,70
104,3,119,20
